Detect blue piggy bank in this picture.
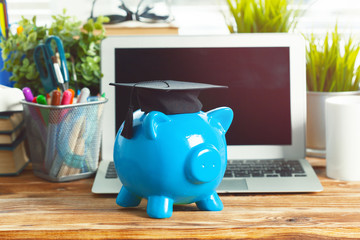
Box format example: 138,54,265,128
114,107,233,218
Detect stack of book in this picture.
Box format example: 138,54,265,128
0,111,29,175
98,21,179,36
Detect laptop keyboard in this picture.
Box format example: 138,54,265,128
225,159,307,178
105,162,117,179
105,159,307,179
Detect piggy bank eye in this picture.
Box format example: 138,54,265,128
186,144,222,184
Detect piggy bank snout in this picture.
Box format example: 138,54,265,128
186,144,222,184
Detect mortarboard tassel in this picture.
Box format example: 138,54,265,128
121,86,136,139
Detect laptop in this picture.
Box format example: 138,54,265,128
92,34,323,194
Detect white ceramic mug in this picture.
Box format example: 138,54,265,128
326,95,360,181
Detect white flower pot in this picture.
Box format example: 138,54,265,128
306,91,360,158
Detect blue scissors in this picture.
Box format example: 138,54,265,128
33,36,69,93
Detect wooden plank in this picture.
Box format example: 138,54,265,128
0,159,360,239
1,227,360,239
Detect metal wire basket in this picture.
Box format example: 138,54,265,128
21,99,107,182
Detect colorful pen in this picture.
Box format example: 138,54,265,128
51,90,61,106
49,89,70,177
45,89,62,174
59,87,89,177
61,90,72,105
77,87,90,103
22,87,34,102
35,95,49,126
36,95,47,105
46,93,51,105
68,89,75,104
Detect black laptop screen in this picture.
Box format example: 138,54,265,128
114,47,291,145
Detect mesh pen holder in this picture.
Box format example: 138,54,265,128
21,99,108,182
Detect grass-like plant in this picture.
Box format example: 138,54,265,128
306,25,360,92
223,0,301,33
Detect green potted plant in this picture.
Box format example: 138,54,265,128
0,10,109,95
223,0,302,33
305,25,360,157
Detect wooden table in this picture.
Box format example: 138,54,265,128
0,158,359,239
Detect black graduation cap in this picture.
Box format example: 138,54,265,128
110,80,227,139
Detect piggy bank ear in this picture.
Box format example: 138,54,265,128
143,111,171,140
206,107,234,133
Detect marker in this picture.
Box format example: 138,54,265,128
36,95,47,105
77,87,90,103
61,90,72,105
23,87,46,132
68,89,75,104
45,89,62,173
36,94,49,126
46,93,51,105
50,89,72,176
22,87,34,102
51,90,61,106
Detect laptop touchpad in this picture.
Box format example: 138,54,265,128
217,179,248,192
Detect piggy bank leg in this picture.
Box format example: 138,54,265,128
147,196,174,219
196,191,223,211
116,186,141,207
